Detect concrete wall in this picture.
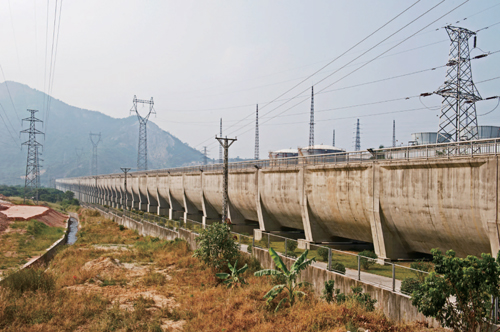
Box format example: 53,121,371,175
56,154,500,260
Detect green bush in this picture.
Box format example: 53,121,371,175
119,225,125,231
401,277,420,295
286,240,297,256
358,250,378,270
1,268,55,295
322,281,377,312
330,261,346,274
193,222,240,272
410,259,433,282
247,244,253,254
317,247,329,262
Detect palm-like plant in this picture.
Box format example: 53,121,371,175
215,260,248,288
254,248,316,312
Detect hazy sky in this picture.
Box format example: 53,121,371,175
0,0,499,160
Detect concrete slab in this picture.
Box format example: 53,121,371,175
1,205,49,221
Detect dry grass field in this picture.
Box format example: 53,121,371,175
0,209,445,331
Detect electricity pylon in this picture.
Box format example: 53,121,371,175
131,95,155,171
354,119,361,151
89,132,101,176
21,109,44,203
309,86,314,148
254,104,259,160
202,146,208,165
392,120,396,147
216,135,237,223
436,26,481,142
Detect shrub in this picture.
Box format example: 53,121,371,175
1,268,55,295
330,261,346,274
247,244,252,254
317,247,329,262
321,281,377,312
286,240,297,257
411,249,500,332
358,250,377,270
193,222,239,271
321,280,337,304
410,259,433,282
401,277,420,295
119,225,125,231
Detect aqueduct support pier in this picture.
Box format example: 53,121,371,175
56,139,500,260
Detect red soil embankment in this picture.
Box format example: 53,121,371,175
0,205,67,234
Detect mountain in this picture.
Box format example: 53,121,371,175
0,82,204,186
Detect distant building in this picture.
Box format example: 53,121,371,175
411,127,500,145
269,149,299,166
298,144,345,156
269,149,299,159
475,126,500,139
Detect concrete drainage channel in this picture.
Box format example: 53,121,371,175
67,217,79,245
0,212,79,283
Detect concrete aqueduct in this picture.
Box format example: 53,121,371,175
56,139,500,261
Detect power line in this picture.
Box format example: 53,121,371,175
0,102,20,146
193,0,435,149
216,0,452,145
229,0,469,142
45,0,63,136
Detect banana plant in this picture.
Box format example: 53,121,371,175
215,260,248,289
254,248,316,312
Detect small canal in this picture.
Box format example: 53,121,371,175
67,217,79,245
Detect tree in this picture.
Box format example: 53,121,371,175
193,222,239,271
254,248,316,312
411,249,500,332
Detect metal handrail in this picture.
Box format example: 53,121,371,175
57,138,499,182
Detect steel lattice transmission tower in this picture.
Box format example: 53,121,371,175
89,132,101,176
332,129,335,147
21,109,44,203
131,95,155,171
436,26,481,142
309,86,314,147
202,146,208,165
216,135,237,223
219,118,223,163
254,104,259,160
392,120,396,147
354,119,361,151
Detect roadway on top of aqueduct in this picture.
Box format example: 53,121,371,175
56,138,500,261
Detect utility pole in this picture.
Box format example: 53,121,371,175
120,167,131,209
254,104,259,160
21,109,44,204
392,120,396,147
354,119,361,151
216,135,237,223
131,95,155,171
436,26,481,142
219,118,223,163
309,86,314,148
202,146,208,165
89,132,101,176
332,129,335,147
